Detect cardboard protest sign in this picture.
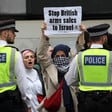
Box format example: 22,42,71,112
44,6,82,36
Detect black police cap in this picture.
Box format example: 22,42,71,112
0,19,19,32
87,24,110,37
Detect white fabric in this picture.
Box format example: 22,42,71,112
0,40,7,46
90,44,103,48
22,69,43,112
65,55,78,86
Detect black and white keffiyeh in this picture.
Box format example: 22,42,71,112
53,57,70,73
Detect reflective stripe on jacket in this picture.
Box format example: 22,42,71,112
77,48,112,91
0,47,17,93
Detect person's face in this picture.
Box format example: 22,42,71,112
22,52,35,69
54,50,66,57
6,30,16,44
47,46,53,57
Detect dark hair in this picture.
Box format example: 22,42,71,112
104,33,112,50
84,31,91,49
51,44,70,58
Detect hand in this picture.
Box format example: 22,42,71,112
41,21,49,41
41,21,47,34
79,24,86,31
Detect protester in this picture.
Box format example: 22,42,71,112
65,23,112,112
0,19,32,112
21,49,45,112
76,24,112,52
36,22,78,112
75,24,91,53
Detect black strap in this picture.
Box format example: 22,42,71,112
62,78,75,112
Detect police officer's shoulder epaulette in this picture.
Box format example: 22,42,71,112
4,45,19,51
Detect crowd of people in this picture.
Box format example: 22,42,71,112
0,18,112,112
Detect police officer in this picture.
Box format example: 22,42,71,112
65,23,112,112
0,19,32,112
